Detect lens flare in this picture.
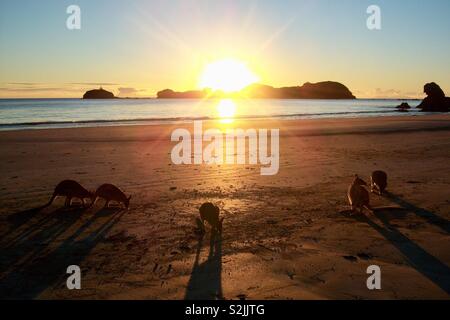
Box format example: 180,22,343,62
199,59,259,92
216,99,236,123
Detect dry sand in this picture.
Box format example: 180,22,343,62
0,114,449,299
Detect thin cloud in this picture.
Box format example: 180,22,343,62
118,87,146,96
69,82,120,86
0,87,81,92
355,88,423,99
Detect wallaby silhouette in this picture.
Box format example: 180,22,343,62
347,175,372,214
197,202,223,234
93,183,131,209
370,170,388,195
45,180,94,208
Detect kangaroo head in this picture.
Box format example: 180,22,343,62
199,202,217,218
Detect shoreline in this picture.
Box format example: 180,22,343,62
0,111,444,132
0,114,449,138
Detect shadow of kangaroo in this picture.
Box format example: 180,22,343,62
385,191,450,234
1,206,54,243
0,207,84,276
184,232,223,300
0,208,125,299
356,212,450,295
1,208,74,248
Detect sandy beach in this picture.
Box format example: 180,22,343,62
0,114,449,300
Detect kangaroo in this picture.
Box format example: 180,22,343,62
45,180,94,208
370,170,388,195
347,175,372,214
93,183,131,209
197,202,223,234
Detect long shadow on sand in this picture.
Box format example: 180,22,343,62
7,207,43,224
3,205,47,236
184,232,223,300
0,208,125,299
385,191,450,234
0,207,85,274
355,212,450,295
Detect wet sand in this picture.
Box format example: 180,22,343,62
0,114,449,299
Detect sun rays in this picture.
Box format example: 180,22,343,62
198,59,259,93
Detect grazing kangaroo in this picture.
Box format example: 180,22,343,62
197,202,223,234
93,183,131,209
347,175,372,214
370,170,388,195
45,180,94,208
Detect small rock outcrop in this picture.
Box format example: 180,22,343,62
416,82,450,112
83,88,115,99
396,102,411,112
157,88,211,99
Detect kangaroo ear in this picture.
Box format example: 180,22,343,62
220,217,224,223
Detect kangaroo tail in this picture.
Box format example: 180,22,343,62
43,192,57,208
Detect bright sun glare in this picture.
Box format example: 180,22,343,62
199,59,259,92
217,99,236,118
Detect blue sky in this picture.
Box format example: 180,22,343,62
0,0,449,98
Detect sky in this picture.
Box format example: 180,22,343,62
0,0,449,98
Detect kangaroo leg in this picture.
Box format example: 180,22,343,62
89,197,98,208
371,183,378,194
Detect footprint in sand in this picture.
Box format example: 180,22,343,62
357,253,373,260
343,255,358,262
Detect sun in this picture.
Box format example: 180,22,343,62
199,59,259,92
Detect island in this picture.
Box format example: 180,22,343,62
157,81,356,99
83,88,115,99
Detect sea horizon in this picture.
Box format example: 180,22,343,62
0,98,424,131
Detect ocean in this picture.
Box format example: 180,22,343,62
0,98,423,131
